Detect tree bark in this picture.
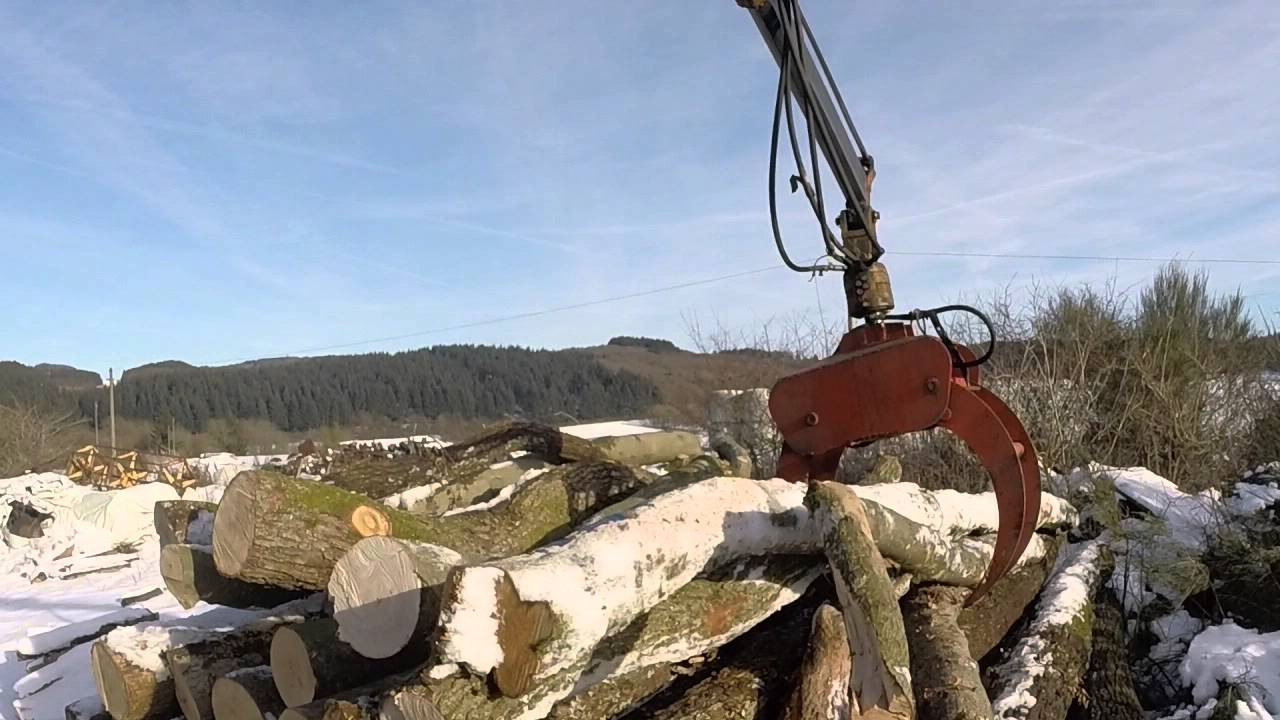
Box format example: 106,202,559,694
211,666,283,720
958,535,1061,661
589,430,703,466
388,555,820,720
632,591,820,720
154,500,218,548
161,544,307,611
544,664,680,720
781,603,852,720
91,639,178,720
214,461,656,590
806,480,914,719
167,624,278,720
279,671,420,720
328,538,463,659
987,539,1109,720
1075,587,1142,720
582,454,728,524
270,617,429,707
902,585,992,720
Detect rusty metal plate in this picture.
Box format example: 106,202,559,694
768,335,952,456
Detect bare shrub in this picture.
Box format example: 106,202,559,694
0,401,82,476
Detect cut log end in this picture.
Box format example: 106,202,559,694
328,536,422,659
90,642,131,720
211,477,255,578
211,667,282,720
493,573,555,698
379,691,444,720
349,506,390,538
269,625,319,708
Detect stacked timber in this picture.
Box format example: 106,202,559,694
85,420,1113,720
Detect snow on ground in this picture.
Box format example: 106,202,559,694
1181,622,1280,718
338,434,448,450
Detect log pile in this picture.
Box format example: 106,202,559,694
84,420,1105,720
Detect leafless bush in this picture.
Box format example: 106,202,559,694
0,401,82,476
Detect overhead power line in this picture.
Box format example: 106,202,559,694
209,248,1280,365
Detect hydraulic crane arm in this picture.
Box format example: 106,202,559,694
734,0,1042,607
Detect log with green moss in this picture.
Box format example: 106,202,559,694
958,534,1061,661
161,544,307,611
382,556,820,720
806,480,914,719
1075,586,1142,720
154,500,218,548
987,539,1109,720
214,461,661,590
902,584,993,720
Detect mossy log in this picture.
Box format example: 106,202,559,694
324,421,602,499
214,461,655,590
902,585,993,720
154,501,217,548
166,624,279,720
211,666,283,720
781,603,852,720
959,534,1062,660
400,456,550,515
543,664,681,720
987,539,1109,720
806,480,914,719
270,617,429,706
1075,587,1142,720
386,555,820,720
161,544,307,611
631,590,821,720
588,430,702,466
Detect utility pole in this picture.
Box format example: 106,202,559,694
108,367,116,449
94,400,99,445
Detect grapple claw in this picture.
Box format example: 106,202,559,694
768,319,1041,608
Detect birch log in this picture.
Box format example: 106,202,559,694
987,539,1109,720
958,535,1061,660
385,555,820,720
589,430,702,466
806,480,914,719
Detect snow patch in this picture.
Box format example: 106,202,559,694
558,420,658,440
1181,622,1280,715
436,567,505,673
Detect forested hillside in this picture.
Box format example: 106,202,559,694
67,345,660,432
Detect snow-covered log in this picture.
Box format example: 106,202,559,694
433,478,817,700
389,555,820,720
167,624,284,720
589,430,702,466
90,597,322,720
582,454,728,523
901,585,992,720
211,666,282,720
988,538,1110,720
214,461,656,590
807,480,914,719
153,501,217,548
270,617,428,707
396,457,547,515
161,543,306,610
781,603,852,720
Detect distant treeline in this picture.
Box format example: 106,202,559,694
2,346,662,433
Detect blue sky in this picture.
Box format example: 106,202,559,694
2,1,1278,376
